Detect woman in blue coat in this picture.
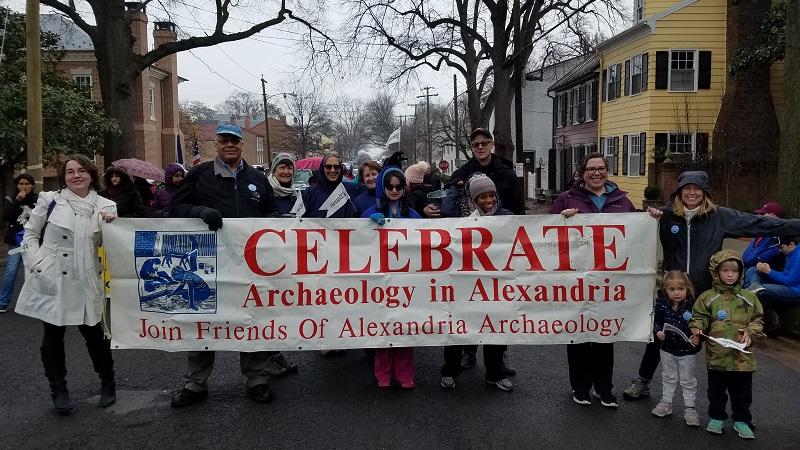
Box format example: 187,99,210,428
301,153,359,218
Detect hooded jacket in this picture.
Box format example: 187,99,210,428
150,163,185,217
450,153,522,214
658,205,800,293
301,154,359,218
653,291,701,357
550,181,636,214
360,167,421,219
689,249,764,372
99,166,146,217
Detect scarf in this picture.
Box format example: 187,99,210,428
61,189,103,300
268,174,295,197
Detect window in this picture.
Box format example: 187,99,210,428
571,87,580,124
556,94,564,128
572,145,587,174
604,137,618,174
148,83,156,120
605,64,621,101
256,136,265,164
73,75,91,97
628,134,641,176
585,81,594,121
669,50,697,92
560,92,568,126
630,54,644,95
635,0,644,22
669,133,694,155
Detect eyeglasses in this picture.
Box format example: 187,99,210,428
216,136,241,145
386,184,404,192
584,166,607,174
471,140,493,149
324,164,341,170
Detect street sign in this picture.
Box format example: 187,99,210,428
439,160,449,171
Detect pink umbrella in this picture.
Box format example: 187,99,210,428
112,159,165,182
295,157,323,171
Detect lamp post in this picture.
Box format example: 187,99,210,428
260,76,296,166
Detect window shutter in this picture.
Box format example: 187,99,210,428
602,68,607,101
615,64,622,99
622,135,628,176
696,132,709,161
641,53,649,91
553,94,558,128
624,59,631,96
600,137,605,158
655,51,669,89
561,93,567,126
639,132,647,175
591,80,599,119
698,51,712,89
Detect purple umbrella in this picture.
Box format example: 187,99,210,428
112,158,165,182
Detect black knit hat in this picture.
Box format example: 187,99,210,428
671,170,710,198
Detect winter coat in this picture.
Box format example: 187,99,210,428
764,248,800,296
658,205,800,293
3,191,38,245
550,181,636,214
653,293,701,356
408,184,434,213
171,159,277,219
689,250,764,372
354,189,377,215
742,236,784,270
15,190,116,326
274,193,298,215
100,166,146,217
150,163,185,217
301,154,359,218
360,167,421,219
450,154,522,214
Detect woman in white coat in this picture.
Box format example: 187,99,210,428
15,155,117,415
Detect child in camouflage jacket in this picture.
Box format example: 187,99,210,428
689,249,764,440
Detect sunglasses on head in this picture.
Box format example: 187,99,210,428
386,184,404,192
216,135,241,145
324,164,341,170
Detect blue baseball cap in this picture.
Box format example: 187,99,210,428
215,123,242,138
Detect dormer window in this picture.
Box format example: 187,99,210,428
635,0,644,22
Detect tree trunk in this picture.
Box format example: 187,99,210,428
713,0,780,204
491,74,515,160
779,0,800,217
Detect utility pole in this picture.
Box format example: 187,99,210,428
453,74,460,158
398,114,411,156
260,76,273,166
512,0,526,213
417,87,438,163
406,103,420,162
26,0,43,185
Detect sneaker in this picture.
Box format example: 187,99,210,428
706,419,725,435
400,381,415,389
572,390,591,406
684,407,700,427
246,384,274,404
0,304,8,313
747,284,766,295
377,380,391,389
623,376,650,399
440,376,456,389
461,350,477,369
591,389,619,408
171,388,208,408
485,378,513,391
733,422,755,439
651,401,673,417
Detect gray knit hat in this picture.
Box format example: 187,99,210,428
355,152,373,169
467,173,497,212
270,152,295,174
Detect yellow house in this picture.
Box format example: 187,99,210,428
597,0,729,204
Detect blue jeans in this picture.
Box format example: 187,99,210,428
0,246,22,306
744,267,800,307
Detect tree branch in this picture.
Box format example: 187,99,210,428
39,0,97,40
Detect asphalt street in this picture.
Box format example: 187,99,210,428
2,300,799,449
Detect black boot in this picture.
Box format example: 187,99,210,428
99,380,116,407
51,382,74,415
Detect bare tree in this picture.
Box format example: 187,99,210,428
217,90,265,119
284,83,334,158
39,0,334,162
180,100,217,121
333,97,369,160
343,0,621,160
364,93,398,146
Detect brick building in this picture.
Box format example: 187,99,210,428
41,11,186,175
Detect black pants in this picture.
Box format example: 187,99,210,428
637,341,662,381
707,370,753,423
567,342,614,395
41,321,114,387
441,345,506,381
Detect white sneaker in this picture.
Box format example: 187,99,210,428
440,377,456,389
486,378,513,391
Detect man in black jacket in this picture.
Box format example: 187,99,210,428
169,123,278,407
450,128,523,215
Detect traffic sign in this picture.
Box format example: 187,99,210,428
439,160,449,171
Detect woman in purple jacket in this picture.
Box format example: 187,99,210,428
550,152,636,409
149,163,185,217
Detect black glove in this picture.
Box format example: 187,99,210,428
197,207,223,231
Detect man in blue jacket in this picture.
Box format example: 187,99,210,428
169,123,278,407
747,235,800,330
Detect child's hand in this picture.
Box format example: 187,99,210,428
739,329,752,348
690,334,700,346
655,330,666,341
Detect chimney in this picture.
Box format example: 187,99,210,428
152,21,181,168
126,3,148,56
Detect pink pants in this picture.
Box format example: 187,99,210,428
374,347,414,386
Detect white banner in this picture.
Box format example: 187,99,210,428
104,214,657,351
